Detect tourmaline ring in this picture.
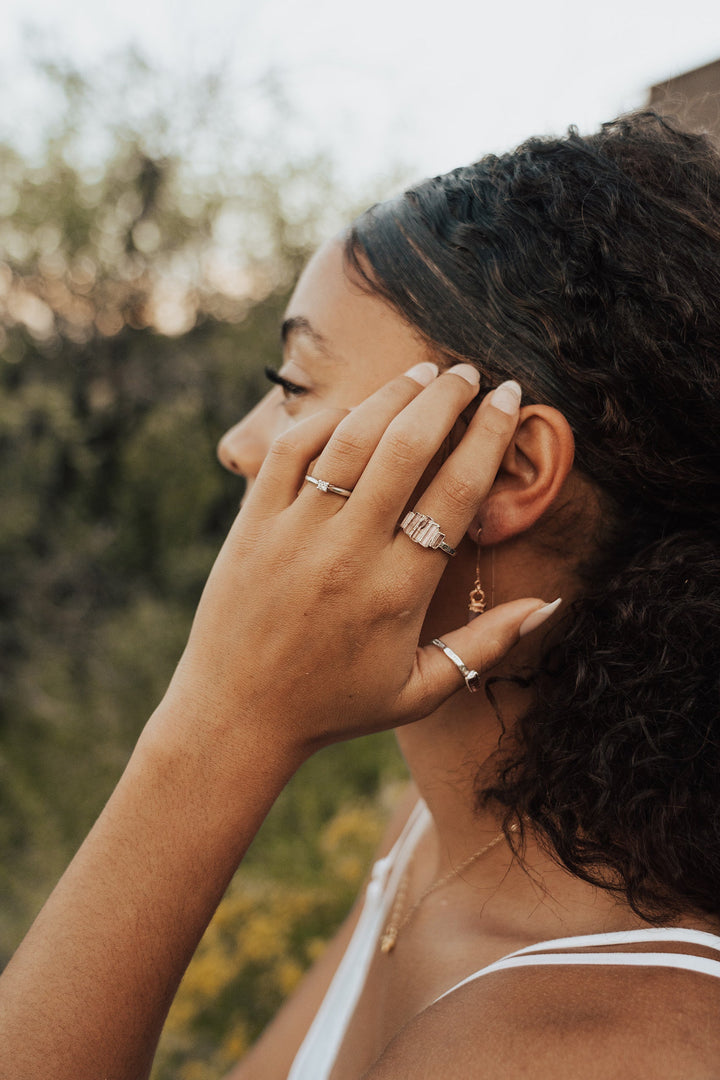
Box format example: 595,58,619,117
398,511,456,557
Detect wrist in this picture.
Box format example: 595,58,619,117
140,689,306,817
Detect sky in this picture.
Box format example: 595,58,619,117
2,0,720,191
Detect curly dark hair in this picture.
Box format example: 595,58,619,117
346,111,720,922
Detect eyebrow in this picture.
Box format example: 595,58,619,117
280,316,335,359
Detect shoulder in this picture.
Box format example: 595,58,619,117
363,961,720,1080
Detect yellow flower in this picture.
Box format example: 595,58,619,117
220,1025,250,1062
320,804,383,857
240,912,286,964
305,937,328,964
274,958,304,996
178,1061,216,1080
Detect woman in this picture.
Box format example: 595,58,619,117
2,110,720,1079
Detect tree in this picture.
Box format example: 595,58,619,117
0,51,407,1078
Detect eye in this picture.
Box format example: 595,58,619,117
264,365,309,402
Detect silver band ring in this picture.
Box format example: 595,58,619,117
432,638,481,693
304,474,353,498
398,511,456,557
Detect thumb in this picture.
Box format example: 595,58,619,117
398,597,563,720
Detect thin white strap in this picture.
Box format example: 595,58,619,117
287,799,431,1080
505,926,720,958
385,798,431,870
433,949,720,1004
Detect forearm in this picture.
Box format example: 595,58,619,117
0,701,301,1080
0,370,546,1079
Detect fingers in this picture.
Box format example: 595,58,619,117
246,407,349,515
395,598,562,721
347,364,484,525
298,362,440,514
407,380,522,549
247,371,521,554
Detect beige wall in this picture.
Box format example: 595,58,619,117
648,57,720,137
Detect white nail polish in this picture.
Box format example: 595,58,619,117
518,597,562,638
490,380,522,415
447,363,481,386
404,362,439,386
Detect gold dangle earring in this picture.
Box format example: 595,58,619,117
468,534,487,621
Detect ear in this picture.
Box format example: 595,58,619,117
469,405,575,544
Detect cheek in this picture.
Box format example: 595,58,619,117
324,360,412,411
340,371,400,408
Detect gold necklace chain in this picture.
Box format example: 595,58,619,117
380,825,517,955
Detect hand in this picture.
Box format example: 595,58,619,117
161,364,554,762
0,365,558,1080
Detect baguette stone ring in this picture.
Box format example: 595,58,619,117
398,511,456,557
304,474,353,498
432,638,481,693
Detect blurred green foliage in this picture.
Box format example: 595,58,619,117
0,52,407,1078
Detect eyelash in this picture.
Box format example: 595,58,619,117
264,365,309,401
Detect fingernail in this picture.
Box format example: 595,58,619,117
404,361,439,386
518,598,562,638
490,380,522,415
442,362,481,388
447,363,481,386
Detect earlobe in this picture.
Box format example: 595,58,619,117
470,405,575,545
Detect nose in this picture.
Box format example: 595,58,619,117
217,389,281,478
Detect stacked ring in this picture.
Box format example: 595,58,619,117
432,638,481,693
398,511,456,557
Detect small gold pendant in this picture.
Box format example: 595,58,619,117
468,582,487,618
380,931,397,954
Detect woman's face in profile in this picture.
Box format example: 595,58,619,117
218,237,476,637
217,238,434,487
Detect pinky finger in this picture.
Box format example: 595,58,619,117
396,598,563,720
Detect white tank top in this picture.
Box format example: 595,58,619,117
287,800,720,1080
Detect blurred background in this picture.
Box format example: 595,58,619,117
1,2,719,1077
